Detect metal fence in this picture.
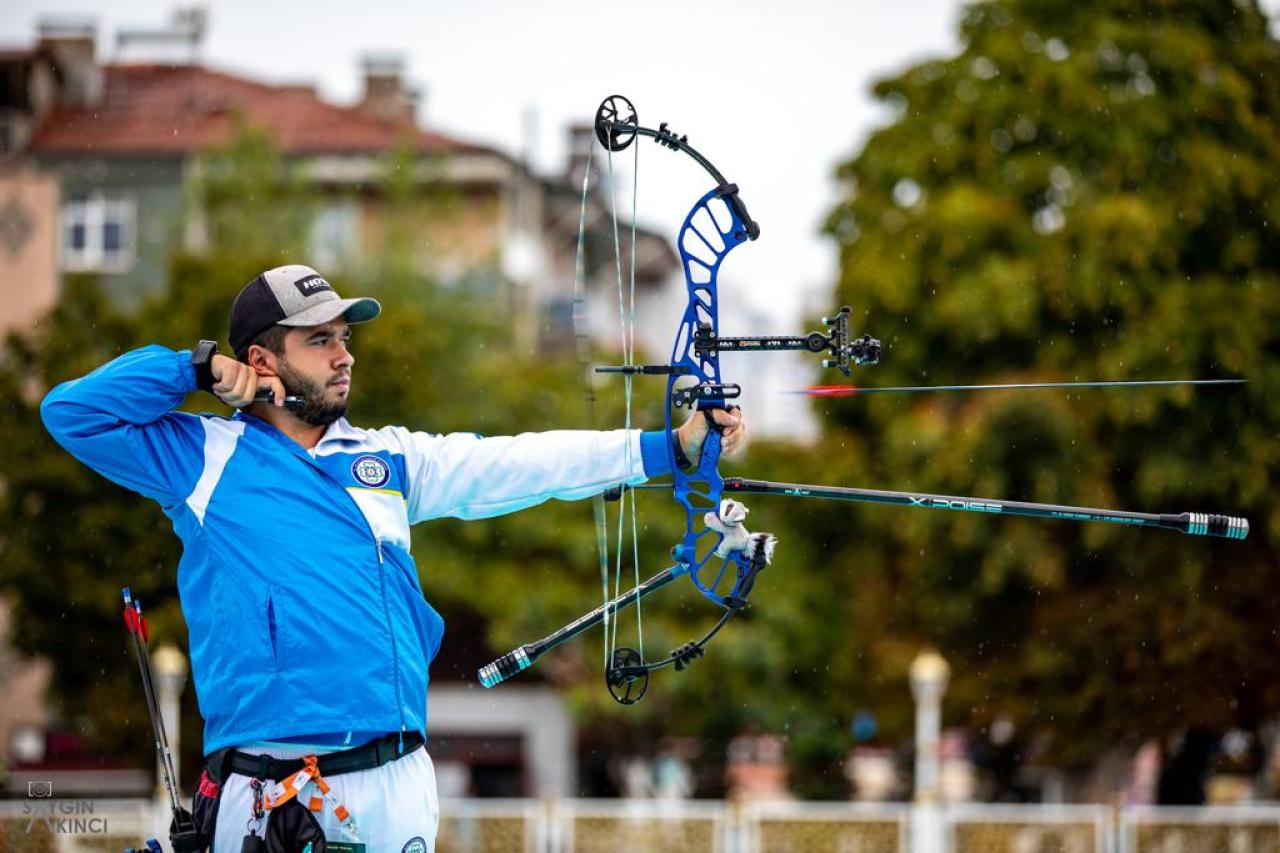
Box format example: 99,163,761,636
3,799,1280,852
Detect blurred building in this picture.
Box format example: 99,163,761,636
0,11,677,350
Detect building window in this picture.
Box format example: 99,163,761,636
308,200,360,271
60,192,136,273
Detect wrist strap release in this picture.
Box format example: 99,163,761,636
192,340,219,392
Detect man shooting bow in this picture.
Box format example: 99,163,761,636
41,264,744,851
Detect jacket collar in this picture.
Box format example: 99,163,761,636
232,411,363,451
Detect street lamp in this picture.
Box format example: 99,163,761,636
152,644,188,798
909,648,950,853
909,648,950,801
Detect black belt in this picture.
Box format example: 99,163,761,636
206,731,424,783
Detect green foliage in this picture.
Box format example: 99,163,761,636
190,116,314,261
0,275,182,764
766,0,1280,769
7,3,1278,795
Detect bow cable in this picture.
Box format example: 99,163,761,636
571,144,614,671
602,129,646,676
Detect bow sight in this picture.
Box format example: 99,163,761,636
600,308,882,407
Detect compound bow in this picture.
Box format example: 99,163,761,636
478,95,1249,704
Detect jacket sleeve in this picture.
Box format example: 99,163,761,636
41,345,209,507
390,426,673,523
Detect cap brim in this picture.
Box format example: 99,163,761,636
277,297,382,328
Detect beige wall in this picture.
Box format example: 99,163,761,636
358,188,504,280
0,598,51,767
0,168,59,336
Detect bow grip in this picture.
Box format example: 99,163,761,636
698,402,739,433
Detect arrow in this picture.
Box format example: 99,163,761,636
796,378,1245,397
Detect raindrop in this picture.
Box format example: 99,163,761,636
1045,38,1070,62
955,79,979,103
970,56,1000,80
892,179,923,208
1096,41,1123,71
836,216,861,243
1049,165,1074,191
1032,205,1066,235
990,128,1013,153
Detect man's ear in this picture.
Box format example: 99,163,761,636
246,344,278,376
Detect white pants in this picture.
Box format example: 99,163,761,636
212,741,439,852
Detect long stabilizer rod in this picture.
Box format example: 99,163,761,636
719,478,1248,539
479,566,682,688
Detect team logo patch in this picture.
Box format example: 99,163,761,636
351,455,391,488
401,839,426,853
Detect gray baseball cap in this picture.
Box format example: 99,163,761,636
229,264,381,356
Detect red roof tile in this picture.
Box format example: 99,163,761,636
29,64,492,157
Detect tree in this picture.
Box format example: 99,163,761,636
751,0,1279,786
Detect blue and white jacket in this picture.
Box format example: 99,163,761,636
41,346,672,753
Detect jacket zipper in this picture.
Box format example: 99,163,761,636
306,440,408,743
373,537,407,747
257,423,410,742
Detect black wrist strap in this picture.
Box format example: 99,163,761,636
192,340,218,392
672,434,693,470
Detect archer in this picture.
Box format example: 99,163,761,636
41,263,744,851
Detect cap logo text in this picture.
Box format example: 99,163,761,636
293,275,333,297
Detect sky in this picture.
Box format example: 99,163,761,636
2,0,969,328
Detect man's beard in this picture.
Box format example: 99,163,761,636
275,359,348,426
